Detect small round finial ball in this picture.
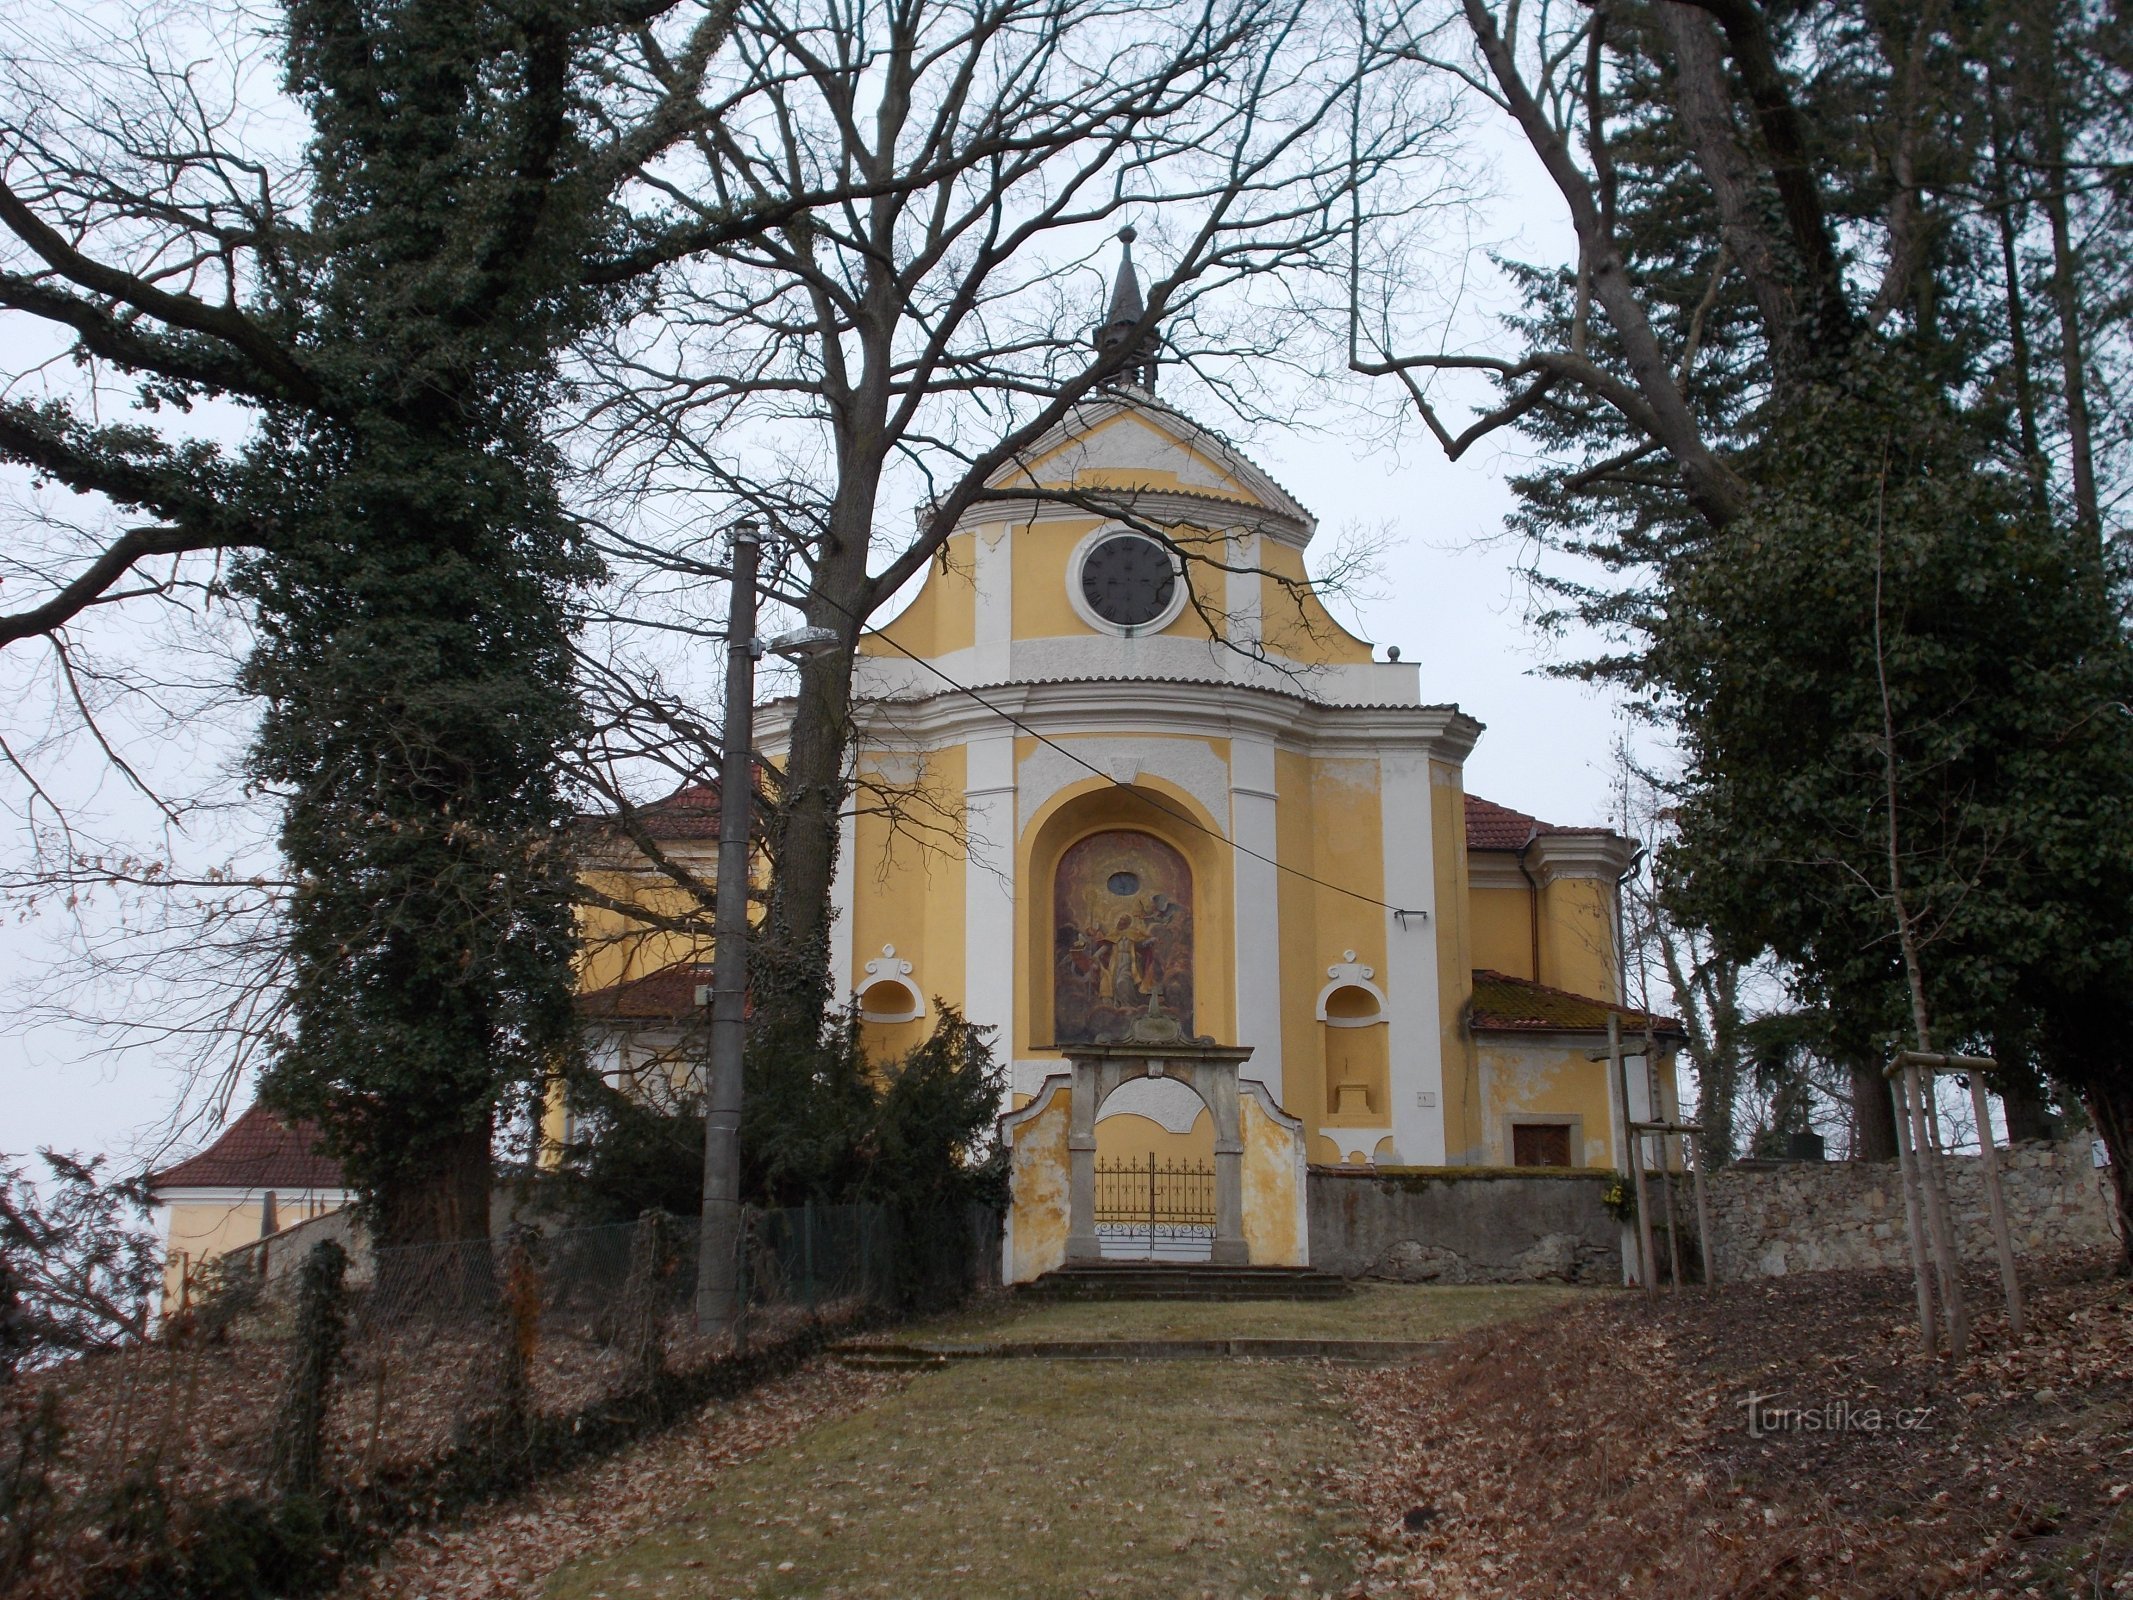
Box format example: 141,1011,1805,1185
1118,225,1137,245
1387,645,1402,662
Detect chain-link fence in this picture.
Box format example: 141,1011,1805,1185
2,1201,999,1600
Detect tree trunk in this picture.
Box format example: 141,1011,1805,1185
1852,1059,1900,1160
2036,67,2103,560
1992,1043,2059,1143
372,1118,494,1250
2080,1077,2133,1274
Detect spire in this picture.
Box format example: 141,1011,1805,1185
1092,226,1158,392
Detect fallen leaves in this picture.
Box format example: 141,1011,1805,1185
1325,1252,2133,1599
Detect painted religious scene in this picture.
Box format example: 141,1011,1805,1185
1051,829,1194,1044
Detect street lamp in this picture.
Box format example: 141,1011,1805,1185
694,522,842,1335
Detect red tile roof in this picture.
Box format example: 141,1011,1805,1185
1464,794,1615,851
623,781,722,840
1469,970,1683,1037
577,963,723,1019
147,1104,345,1194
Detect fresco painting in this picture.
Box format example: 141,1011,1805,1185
1052,829,1194,1044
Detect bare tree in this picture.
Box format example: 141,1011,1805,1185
570,0,1460,984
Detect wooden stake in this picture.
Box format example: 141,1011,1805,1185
1908,1061,1969,1359
1689,1132,1716,1288
1649,1023,1681,1292
1609,1014,1653,1294
1890,1070,1938,1354
1964,1070,2026,1338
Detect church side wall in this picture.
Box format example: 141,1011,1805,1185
1474,1036,1621,1170
1279,752,1407,1166
851,743,968,1060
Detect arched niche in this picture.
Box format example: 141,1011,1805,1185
1019,776,1233,1056
1092,1071,1214,1167
856,945,925,1023
1317,952,1389,1123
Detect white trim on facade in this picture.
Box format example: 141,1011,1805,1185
1382,753,1448,1165
857,945,926,1022
1314,952,1389,1025
964,732,1018,1068
1230,735,1284,1099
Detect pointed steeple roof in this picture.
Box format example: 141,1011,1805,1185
1106,229,1145,323
1092,226,1159,391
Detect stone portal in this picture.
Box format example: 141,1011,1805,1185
1065,1043,1254,1265
997,1041,1311,1284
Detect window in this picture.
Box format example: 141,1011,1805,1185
1511,1123,1572,1168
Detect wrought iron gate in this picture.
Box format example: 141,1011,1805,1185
1094,1152,1215,1256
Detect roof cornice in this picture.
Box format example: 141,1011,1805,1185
760,675,1483,764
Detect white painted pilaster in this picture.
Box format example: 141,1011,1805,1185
1381,752,1446,1164
830,796,857,998
971,522,1013,684
1229,736,1283,1103
964,732,1018,1071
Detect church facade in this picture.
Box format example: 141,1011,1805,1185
580,248,1683,1281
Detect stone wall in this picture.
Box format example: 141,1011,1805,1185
1703,1139,2118,1280
1308,1167,1622,1284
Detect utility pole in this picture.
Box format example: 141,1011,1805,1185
696,521,760,1336
694,522,841,1336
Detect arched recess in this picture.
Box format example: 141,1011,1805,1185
1018,775,1234,1057
1317,952,1389,1123
856,945,925,1023
1092,1072,1215,1167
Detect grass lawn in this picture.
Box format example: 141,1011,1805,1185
897,1281,1596,1345
546,1358,1363,1600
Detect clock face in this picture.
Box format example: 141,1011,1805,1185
1078,534,1177,629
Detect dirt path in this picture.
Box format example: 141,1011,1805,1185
550,1358,1365,1600
335,1285,1582,1600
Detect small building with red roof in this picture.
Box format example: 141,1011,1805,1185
146,1104,350,1311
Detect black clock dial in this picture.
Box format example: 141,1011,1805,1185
1079,534,1177,628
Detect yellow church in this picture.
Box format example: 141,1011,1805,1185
578,243,1681,1284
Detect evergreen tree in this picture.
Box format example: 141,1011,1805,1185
240,0,618,1247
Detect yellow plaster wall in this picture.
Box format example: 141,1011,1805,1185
1430,761,1481,1164
1255,539,1374,666
1475,1040,1618,1168
861,530,977,659
849,744,968,1045
1004,1087,1072,1284
575,850,719,995
1240,1096,1306,1266
159,1194,344,1311
1269,755,1388,1157
1468,880,1535,981
1016,759,1234,1061
1274,750,1320,1143
1094,1108,1214,1165
1540,876,1620,1002
1465,867,1622,1002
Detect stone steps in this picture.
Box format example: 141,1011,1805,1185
1017,1263,1352,1302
